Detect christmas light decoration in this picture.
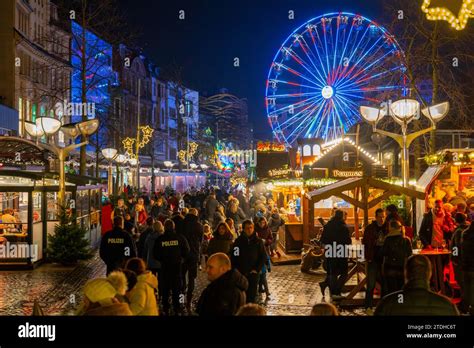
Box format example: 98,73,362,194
421,0,474,30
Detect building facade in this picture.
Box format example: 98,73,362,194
0,0,71,139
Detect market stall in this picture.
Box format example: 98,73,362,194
0,137,102,269
416,149,474,234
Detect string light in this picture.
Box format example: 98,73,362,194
421,0,473,30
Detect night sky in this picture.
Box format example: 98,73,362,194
118,0,386,139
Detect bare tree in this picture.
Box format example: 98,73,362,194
382,0,474,175
52,0,137,175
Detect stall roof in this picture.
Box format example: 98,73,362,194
0,170,101,186
415,165,446,192
306,177,425,202
0,136,55,167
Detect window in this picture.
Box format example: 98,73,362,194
312,144,321,157
303,145,311,156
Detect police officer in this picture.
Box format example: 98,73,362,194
154,219,190,315
100,216,137,275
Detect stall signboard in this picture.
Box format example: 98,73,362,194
257,151,293,180
257,141,286,152
332,169,363,178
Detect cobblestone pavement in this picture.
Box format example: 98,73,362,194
0,251,366,316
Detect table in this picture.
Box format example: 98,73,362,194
415,248,451,294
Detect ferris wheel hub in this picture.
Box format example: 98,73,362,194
321,86,334,99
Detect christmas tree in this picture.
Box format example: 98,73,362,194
46,206,93,265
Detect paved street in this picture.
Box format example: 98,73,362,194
0,251,366,316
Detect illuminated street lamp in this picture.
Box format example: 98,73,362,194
360,100,449,187
25,117,99,207
101,148,118,197
114,154,127,193
164,161,175,188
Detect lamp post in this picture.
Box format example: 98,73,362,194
25,117,99,207
101,148,118,197
114,154,127,194
164,161,175,189
200,164,208,187
360,100,449,187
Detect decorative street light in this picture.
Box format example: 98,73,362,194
25,117,99,207
101,148,118,197
114,154,127,193
164,161,175,189
360,99,449,187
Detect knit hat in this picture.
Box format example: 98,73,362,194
83,271,128,305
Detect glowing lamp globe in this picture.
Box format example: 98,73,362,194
421,102,449,123
102,148,118,161
390,99,420,125
24,121,45,137
36,117,61,135
115,154,127,164
360,106,384,123
77,119,99,136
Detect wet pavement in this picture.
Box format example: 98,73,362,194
0,251,366,316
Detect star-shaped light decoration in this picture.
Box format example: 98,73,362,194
421,0,474,30
138,125,154,148
122,137,136,157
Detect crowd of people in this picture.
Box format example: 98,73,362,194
90,186,286,316
77,185,474,316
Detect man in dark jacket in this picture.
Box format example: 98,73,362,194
362,208,385,310
231,219,266,303
172,211,185,235
381,220,412,295
154,219,190,315
181,208,204,311
196,253,248,316
320,210,351,299
461,223,474,314
375,255,459,315
137,217,154,258
99,216,137,275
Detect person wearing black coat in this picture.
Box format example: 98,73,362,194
137,217,154,259
381,220,412,296
230,220,266,303
181,209,204,310
207,222,234,256
99,216,137,275
172,212,185,235
320,210,351,298
375,255,459,316
153,219,190,315
197,253,248,316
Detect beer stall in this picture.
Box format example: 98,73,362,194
0,137,102,269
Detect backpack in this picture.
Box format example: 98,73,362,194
385,236,408,268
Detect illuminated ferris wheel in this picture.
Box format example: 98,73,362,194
265,12,408,147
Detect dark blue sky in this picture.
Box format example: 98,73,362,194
118,0,386,139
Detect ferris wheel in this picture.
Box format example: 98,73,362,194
265,12,408,147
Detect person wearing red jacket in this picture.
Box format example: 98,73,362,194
101,200,113,236
419,200,455,249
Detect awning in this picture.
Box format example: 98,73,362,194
415,165,446,192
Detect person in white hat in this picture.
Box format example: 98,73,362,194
77,271,133,316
